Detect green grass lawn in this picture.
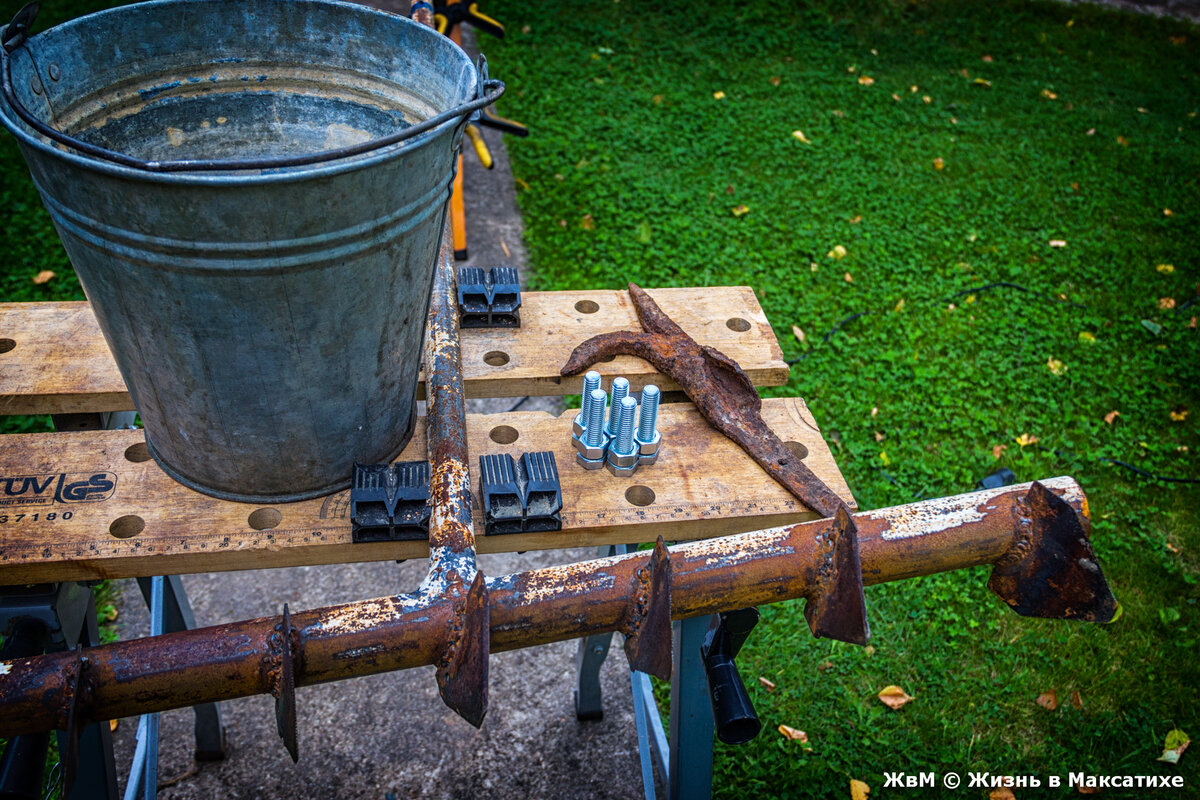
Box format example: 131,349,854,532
0,0,1197,797
477,0,1200,796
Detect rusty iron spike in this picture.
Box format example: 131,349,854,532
0,480,1115,739
561,282,868,644
804,505,870,645
422,208,489,724
274,604,298,763
435,571,490,728
988,481,1118,622
623,536,673,680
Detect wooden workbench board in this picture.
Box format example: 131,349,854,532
0,287,788,415
0,397,852,583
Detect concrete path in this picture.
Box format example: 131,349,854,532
112,32,651,799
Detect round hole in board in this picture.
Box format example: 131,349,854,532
785,441,809,460
575,299,600,314
109,515,144,539
248,508,282,531
484,350,510,367
489,425,519,445
625,485,655,507
726,317,752,332
0,339,15,354
124,442,152,463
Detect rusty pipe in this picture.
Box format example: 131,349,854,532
0,478,1116,738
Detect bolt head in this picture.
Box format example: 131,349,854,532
635,431,661,455
572,432,607,460
576,451,606,470
573,413,586,437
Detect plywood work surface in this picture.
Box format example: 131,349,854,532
0,287,788,415
0,397,852,583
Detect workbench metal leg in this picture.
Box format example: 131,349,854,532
630,670,668,800
136,576,226,760
668,615,715,800
574,545,617,720
57,589,119,800
124,577,163,800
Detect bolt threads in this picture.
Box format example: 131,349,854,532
578,370,602,426
607,377,630,436
615,396,638,454
584,389,608,447
638,384,660,441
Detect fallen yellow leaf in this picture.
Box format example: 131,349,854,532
874,431,885,442
910,85,919,93
878,685,913,709
992,444,1007,460
973,78,993,88
1159,729,1190,764
1104,410,1120,425
759,676,776,691
580,214,595,230
878,450,891,467
652,94,664,104
891,92,901,101
922,95,932,104
857,75,875,86
1049,239,1067,247
1071,181,1081,191
1078,331,1095,343
1072,691,1084,709
982,54,994,62
792,325,806,343
1160,297,1177,310
713,91,726,100
1016,433,1039,448
769,76,781,87
731,204,750,217
1047,357,1067,375
849,214,863,224
1157,263,1176,273
1170,409,1189,422
32,270,55,285
1163,208,1174,216
792,130,812,144
1117,135,1129,146
827,244,847,260
989,789,1016,800
1041,89,1058,100
1036,691,1059,710
850,778,871,800
778,724,807,742
871,406,879,417
894,298,905,311
843,271,853,283
933,157,945,170
109,719,119,732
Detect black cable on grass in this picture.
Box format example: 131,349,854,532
786,280,1182,365
1036,444,1200,485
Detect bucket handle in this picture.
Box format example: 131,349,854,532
0,2,505,173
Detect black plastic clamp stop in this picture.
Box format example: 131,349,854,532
479,451,562,535
350,461,431,542
457,266,521,328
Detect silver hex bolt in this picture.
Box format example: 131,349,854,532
573,370,602,436
606,377,630,439
636,384,662,466
574,388,610,470
606,396,640,477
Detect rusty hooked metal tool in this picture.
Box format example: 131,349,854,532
562,283,870,645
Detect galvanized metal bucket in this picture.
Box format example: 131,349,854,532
0,0,503,501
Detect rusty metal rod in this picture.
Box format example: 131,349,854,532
0,478,1116,738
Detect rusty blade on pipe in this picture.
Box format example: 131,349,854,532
988,481,1118,622
274,604,298,763
623,536,673,680
804,506,870,645
436,571,490,728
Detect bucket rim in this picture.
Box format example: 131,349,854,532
0,0,482,186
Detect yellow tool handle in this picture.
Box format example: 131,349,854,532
464,124,493,169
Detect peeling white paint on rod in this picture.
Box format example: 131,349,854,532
865,476,1082,541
